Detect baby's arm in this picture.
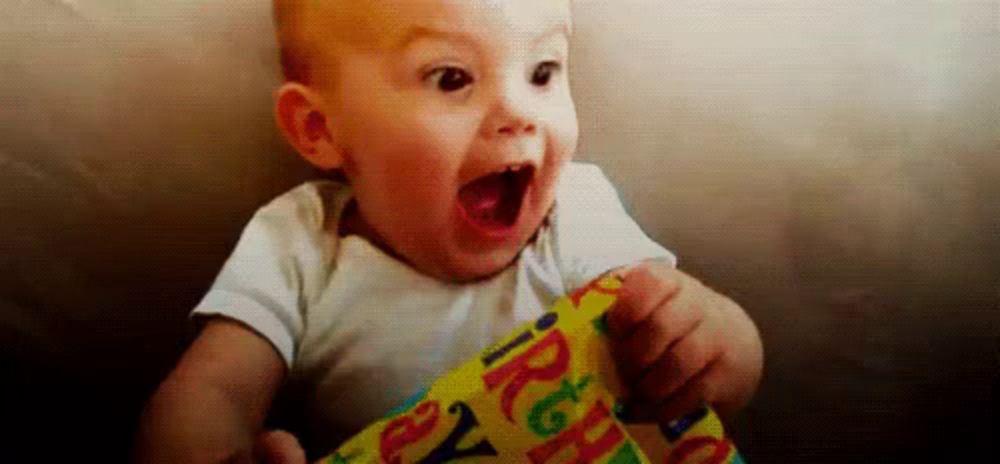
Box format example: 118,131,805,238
136,318,294,464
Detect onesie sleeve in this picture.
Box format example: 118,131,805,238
191,184,330,368
550,162,677,292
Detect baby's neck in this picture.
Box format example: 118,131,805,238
338,198,405,263
338,196,549,283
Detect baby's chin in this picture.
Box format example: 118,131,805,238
415,229,537,283
434,201,555,282
422,245,524,283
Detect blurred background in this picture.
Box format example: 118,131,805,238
1,0,997,461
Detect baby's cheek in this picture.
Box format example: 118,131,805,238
546,101,579,159
414,106,481,147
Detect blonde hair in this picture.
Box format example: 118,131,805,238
273,0,315,83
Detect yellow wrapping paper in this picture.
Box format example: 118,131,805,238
320,275,743,463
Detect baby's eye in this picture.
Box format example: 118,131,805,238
531,61,562,87
426,66,474,93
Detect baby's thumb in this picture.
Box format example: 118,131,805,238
254,430,306,464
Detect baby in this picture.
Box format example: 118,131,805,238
137,0,763,462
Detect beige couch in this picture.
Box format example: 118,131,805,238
2,1,997,461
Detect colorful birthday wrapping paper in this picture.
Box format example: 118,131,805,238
320,275,743,463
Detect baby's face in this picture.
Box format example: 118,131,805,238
309,0,578,282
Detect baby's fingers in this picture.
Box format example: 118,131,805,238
606,263,682,336
254,430,306,464
635,325,723,402
616,354,722,425
611,296,703,382
653,361,726,426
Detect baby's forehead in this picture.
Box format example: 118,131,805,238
292,0,572,50
298,0,474,48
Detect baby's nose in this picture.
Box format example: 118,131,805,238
496,117,536,137
482,83,540,138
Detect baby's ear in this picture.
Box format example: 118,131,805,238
274,82,343,170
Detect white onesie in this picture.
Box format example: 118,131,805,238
192,161,675,450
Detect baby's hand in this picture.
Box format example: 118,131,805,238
254,430,306,464
606,262,763,425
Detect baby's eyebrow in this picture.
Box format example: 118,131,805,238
533,22,572,46
394,26,476,50
394,21,571,51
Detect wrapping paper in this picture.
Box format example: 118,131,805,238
320,275,743,463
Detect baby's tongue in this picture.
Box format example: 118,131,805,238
458,171,517,228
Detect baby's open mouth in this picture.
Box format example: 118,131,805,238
458,164,535,231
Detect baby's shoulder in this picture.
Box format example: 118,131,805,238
254,180,351,235
233,180,352,282
553,161,627,219
557,161,609,191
